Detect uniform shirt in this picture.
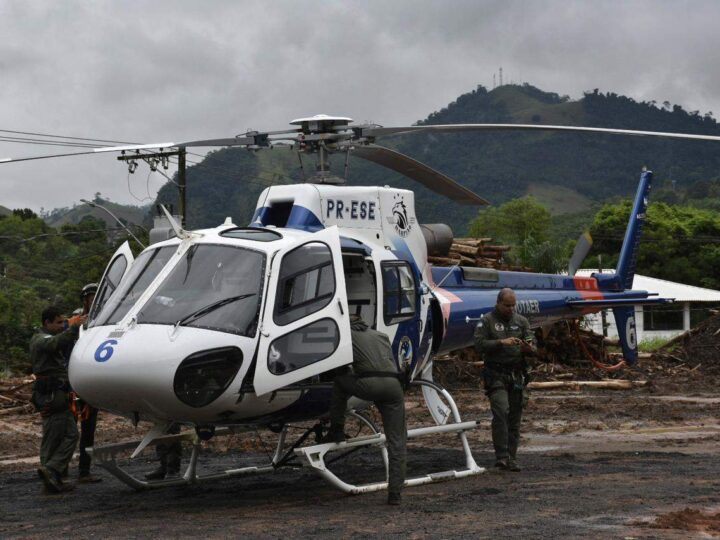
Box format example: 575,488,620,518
473,308,535,369
350,319,398,375
29,326,79,381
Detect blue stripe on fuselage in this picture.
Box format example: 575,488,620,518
436,287,649,354
250,205,324,232
388,238,427,374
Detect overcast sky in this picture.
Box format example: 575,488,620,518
2,0,720,213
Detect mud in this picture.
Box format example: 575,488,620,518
1,385,720,539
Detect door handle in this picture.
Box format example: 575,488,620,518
338,298,344,315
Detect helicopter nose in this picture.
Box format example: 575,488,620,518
69,326,247,419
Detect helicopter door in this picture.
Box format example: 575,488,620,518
87,241,134,324
254,227,352,396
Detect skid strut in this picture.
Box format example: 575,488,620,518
90,427,283,491
294,380,484,494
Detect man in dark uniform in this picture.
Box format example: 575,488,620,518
325,316,407,505
30,306,85,493
474,288,536,472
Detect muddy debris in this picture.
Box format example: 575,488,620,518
650,507,720,534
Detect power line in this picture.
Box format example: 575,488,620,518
0,128,135,145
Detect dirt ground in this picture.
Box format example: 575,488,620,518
2,367,720,539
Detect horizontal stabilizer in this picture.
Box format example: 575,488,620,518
566,298,673,309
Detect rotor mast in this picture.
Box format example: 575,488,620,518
291,115,353,185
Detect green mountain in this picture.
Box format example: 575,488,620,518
155,84,720,234
44,198,150,231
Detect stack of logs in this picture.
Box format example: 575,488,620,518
0,379,33,417
427,237,531,271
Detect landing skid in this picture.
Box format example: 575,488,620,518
90,427,282,490
89,411,380,491
90,381,483,493
294,379,484,494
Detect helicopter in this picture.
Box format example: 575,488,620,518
4,114,717,495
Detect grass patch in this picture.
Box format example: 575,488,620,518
638,337,672,352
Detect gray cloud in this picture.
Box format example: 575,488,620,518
1,0,720,211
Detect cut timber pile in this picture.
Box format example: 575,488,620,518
654,312,720,374
434,320,632,387
428,237,532,271
0,378,33,416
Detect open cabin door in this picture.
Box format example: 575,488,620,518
254,227,352,396
87,241,135,325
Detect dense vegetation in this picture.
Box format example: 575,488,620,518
0,210,137,374
588,200,720,290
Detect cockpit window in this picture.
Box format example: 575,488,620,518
137,244,265,336
91,246,176,327
220,228,282,242
88,254,128,323
274,241,335,326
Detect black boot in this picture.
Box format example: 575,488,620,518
144,467,167,481
320,426,346,444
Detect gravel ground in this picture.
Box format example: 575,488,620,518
2,385,720,539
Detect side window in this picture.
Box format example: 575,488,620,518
88,255,128,322
274,242,335,326
382,262,416,325
268,318,339,375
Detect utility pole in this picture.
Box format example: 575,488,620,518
117,148,187,226
178,148,186,227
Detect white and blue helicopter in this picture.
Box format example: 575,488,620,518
5,115,719,494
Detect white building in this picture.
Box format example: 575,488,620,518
577,270,720,342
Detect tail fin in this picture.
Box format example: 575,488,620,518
613,306,638,365
615,170,653,289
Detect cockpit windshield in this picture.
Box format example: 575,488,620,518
137,244,265,336
91,246,176,328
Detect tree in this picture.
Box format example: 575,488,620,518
469,196,552,245
588,200,720,289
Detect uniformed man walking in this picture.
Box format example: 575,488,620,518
325,316,407,505
30,306,86,493
474,288,536,471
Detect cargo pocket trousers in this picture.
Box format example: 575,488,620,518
329,374,407,494
484,372,526,461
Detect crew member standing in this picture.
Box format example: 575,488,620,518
474,288,536,471
30,306,85,493
325,316,407,505
75,283,102,483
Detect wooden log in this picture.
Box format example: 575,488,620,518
450,243,480,256
455,238,492,246
527,380,647,390
0,404,32,416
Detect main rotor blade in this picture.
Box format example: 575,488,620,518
362,123,720,143
351,144,489,205
0,150,104,164
93,137,257,153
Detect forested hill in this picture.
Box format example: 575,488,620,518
155,84,720,233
